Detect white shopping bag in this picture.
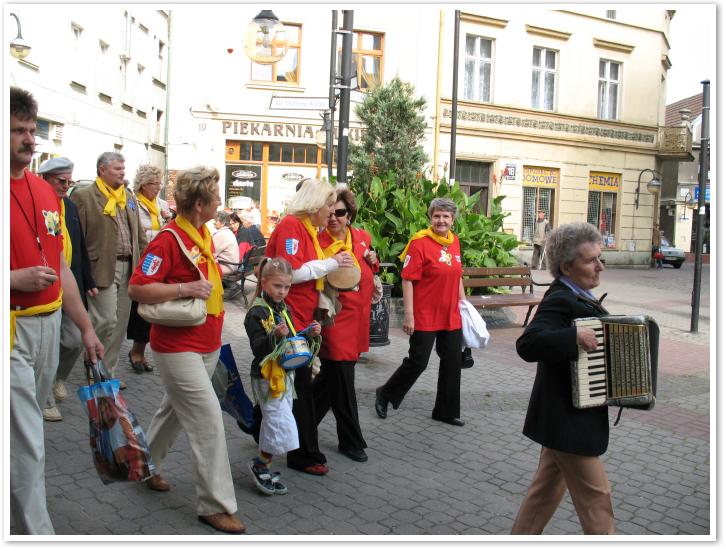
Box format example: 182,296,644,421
459,300,490,349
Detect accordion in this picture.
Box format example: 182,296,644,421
571,315,659,410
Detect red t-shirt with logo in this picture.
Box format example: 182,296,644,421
318,226,378,360
266,214,320,331
10,170,64,307
401,234,462,331
128,221,224,353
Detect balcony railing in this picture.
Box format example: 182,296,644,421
657,125,694,161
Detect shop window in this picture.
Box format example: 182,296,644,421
597,59,620,120
531,47,557,111
455,160,490,214
521,166,558,242
250,23,301,84
463,35,493,102
587,191,618,248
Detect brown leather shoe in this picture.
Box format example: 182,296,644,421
198,513,246,534
145,474,170,492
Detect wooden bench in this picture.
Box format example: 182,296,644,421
462,266,549,327
219,244,267,307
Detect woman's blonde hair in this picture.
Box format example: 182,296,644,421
173,166,219,215
255,257,293,298
286,178,336,216
133,164,162,193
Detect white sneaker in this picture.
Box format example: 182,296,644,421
53,380,68,402
43,406,63,422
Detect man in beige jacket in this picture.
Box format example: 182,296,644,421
71,152,147,385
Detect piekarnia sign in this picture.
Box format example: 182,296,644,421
221,119,365,143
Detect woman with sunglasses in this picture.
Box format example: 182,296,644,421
265,178,354,476
313,188,378,463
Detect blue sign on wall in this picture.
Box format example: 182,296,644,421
693,186,711,202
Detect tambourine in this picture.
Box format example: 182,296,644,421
280,336,312,370
326,265,361,291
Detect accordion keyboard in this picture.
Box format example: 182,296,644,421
574,318,608,408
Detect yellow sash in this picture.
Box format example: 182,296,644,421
398,227,455,262
174,216,224,316
95,177,127,217
322,228,361,270
259,304,297,398
300,216,326,291
60,199,72,266
10,291,63,351
137,193,161,231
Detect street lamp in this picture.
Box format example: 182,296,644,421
680,190,697,220
244,10,288,64
635,168,662,210
9,13,31,60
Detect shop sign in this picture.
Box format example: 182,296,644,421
232,169,257,179
693,186,710,202
523,166,559,187
589,172,620,192
282,173,304,181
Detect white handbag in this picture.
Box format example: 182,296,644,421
137,228,208,327
459,300,490,349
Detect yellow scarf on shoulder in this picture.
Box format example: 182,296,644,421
174,215,224,316
60,199,72,266
322,228,361,270
300,216,326,291
398,227,455,262
95,177,127,216
137,193,161,231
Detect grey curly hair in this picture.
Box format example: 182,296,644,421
545,222,602,278
133,164,162,192
428,197,457,219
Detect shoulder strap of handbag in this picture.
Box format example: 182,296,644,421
158,227,206,281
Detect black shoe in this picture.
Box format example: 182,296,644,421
432,416,465,427
461,348,474,369
374,387,388,419
339,446,368,462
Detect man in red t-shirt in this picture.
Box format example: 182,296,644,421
9,87,103,535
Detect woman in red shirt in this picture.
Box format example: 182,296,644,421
266,178,353,476
374,198,466,426
128,166,245,534
313,188,378,463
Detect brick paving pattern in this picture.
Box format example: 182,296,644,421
19,263,711,537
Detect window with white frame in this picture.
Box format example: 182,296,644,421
463,34,493,102
597,59,621,120
531,47,557,111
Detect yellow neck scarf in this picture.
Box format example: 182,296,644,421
300,216,326,291
174,215,224,316
95,177,127,216
322,228,361,270
11,291,63,350
259,302,297,398
137,193,160,231
398,227,455,262
60,199,72,266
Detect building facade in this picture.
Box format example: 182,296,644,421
7,5,169,180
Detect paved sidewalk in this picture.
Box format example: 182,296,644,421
26,264,711,539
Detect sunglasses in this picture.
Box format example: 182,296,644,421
332,208,348,218
53,177,75,186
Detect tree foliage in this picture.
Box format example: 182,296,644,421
348,76,428,188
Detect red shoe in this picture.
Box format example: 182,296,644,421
302,463,329,476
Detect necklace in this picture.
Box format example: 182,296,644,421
10,173,49,267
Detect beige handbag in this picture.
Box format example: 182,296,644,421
137,228,208,327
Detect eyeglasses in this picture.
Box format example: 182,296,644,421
332,208,348,218
52,177,74,186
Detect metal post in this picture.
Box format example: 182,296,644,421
690,80,709,333
336,10,354,186
449,10,460,185
327,10,337,180
162,10,172,202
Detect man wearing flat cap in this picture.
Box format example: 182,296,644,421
38,157,98,422
71,152,147,386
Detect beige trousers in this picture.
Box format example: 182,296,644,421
10,309,61,534
87,259,132,377
511,446,615,535
147,349,238,516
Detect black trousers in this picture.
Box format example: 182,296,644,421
126,300,151,343
313,359,367,451
379,329,462,419
287,364,327,469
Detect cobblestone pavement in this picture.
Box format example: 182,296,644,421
25,263,713,541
